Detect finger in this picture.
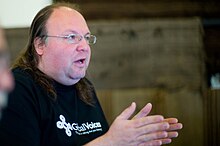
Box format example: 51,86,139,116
167,131,178,138
139,138,172,146
168,123,183,131
160,138,172,145
137,122,169,136
133,115,164,128
164,118,178,124
133,103,152,119
137,131,167,143
117,102,136,120
139,140,162,146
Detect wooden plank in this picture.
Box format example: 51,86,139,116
87,18,204,90
4,28,29,63
96,90,113,124
204,89,220,146
76,2,220,19
97,88,204,146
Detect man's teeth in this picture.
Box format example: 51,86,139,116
79,59,84,63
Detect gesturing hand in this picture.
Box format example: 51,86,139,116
104,102,181,146
85,102,183,146
133,103,183,145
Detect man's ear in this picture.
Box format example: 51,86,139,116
34,37,45,55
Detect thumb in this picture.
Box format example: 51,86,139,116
117,102,136,120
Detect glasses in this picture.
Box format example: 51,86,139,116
43,33,97,45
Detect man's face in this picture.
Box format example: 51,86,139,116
36,7,92,85
0,28,14,114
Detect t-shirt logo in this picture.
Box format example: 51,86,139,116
56,115,103,137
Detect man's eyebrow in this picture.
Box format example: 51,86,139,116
85,32,91,35
63,30,91,35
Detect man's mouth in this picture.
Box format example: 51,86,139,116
74,58,86,67
78,59,85,64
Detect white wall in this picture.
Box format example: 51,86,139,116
0,0,52,28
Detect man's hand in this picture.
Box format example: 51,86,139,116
85,102,183,146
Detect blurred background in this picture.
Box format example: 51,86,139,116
1,0,220,145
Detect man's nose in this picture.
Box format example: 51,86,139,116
76,38,90,52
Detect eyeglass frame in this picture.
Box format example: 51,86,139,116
41,33,97,45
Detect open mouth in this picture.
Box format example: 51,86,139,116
78,59,85,64
74,58,86,66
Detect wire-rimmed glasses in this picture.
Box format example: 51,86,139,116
43,33,97,45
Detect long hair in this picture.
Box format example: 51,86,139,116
13,3,94,106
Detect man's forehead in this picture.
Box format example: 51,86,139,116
46,7,89,33
50,7,82,21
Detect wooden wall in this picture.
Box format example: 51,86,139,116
87,19,204,90
88,18,205,146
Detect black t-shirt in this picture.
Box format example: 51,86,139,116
0,68,109,146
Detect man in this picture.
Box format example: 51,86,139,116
0,26,14,118
0,3,182,146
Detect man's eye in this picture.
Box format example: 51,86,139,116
84,36,90,40
67,34,77,39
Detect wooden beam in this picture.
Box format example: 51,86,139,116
76,2,220,19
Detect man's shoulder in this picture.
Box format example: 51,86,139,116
11,67,35,85
12,67,31,77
